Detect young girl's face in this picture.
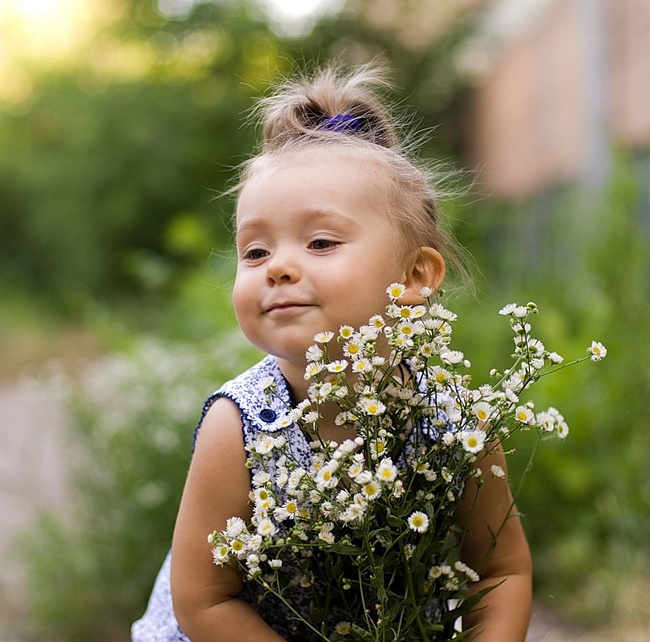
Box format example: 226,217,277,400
232,152,413,367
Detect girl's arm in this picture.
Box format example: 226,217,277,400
170,397,285,641
455,446,533,642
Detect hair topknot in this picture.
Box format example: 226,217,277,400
258,64,400,150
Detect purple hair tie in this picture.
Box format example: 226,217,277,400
321,113,362,135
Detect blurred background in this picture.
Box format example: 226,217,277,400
0,0,648,639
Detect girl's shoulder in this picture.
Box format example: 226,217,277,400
193,356,291,448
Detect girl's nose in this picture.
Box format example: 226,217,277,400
265,249,300,284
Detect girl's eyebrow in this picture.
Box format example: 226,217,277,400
306,209,360,230
235,219,265,238
236,208,360,237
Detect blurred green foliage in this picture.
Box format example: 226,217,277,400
2,0,648,638
21,325,261,641
451,150,650,622
0,0,469,317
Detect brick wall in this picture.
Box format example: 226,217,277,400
469,0,650,198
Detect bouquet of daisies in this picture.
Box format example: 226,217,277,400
209,284,606,641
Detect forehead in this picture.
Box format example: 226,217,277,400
236,148,389,219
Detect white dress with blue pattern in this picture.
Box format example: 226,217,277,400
131,355,314,641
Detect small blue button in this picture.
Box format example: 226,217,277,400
259,408,277,423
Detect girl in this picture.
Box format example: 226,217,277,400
132,65,532,641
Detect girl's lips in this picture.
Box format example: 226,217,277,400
265,302,312,314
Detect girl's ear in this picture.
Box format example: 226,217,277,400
401,247,446,304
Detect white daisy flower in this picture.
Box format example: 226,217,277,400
548,351,564,364
530,357,545,370
429,303,457,321
354,470,373,485
499,303,527,318
442,431,456,446
259,376,276,392
339,325,355,339
490,464,505,478
588,341,607,362
318,522,335,544
359,325,380,339
305,362,325,378
313,331,335,343
499,303,518,316
514,406,535,425
441,350,464,366
473,401,493,423
347,460,365,478
369,437,388,459
407,511,430,533
212,544,230,565
397,321,416,337
252,434,275,454
256,518,277,537
327,359,349,373
343,339,363,358
376,458,398,483
504,384,520,404
305,344,324,362
419,286,433,298
358,398,386,416
334,621,352,636
455,560,480,582
362,481,381,500
224,516,246,538
253,487,275,511
459,430,486,454
397,305,414,319
429,366,451,387
275,500,298,521
229,538,247,559
252,471,271,486
315,462,338,489
308,382,332,403
536,410,556,432
386,282,406,300
526,338,545,357
334,439,359,457
351,358,373,373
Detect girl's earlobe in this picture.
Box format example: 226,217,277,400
401,247,446,304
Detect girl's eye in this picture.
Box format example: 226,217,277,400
243,248,268,261
309,239,337,251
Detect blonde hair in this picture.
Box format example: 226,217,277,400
237,64,470,285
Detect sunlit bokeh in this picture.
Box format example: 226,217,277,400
0,0,99,62
257,0,343,36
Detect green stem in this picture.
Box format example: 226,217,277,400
251,574,331,641
403,552,429,641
